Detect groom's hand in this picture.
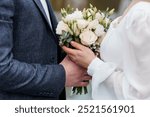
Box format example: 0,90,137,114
60,56,91,87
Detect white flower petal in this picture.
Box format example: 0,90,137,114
95,24,105,37
80,30,98,46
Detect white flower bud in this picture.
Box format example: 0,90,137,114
65,10,83,21
72,22,80,36
109,9,115,15
95,12,104,20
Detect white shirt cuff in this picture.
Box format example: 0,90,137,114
87,57,104,76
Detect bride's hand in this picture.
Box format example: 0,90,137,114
62,41,96,68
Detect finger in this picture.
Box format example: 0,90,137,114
79,82,89,87
83,72,89,76
75,81,89,87
71,41,85,50
62,46,76,55
82,76,92,81
84,77,92,81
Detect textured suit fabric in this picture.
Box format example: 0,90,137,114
0,0,66,100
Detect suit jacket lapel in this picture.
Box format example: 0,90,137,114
33,0,52,29
33,0,59,45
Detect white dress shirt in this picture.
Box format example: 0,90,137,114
87,1,150,100
40,0,52,27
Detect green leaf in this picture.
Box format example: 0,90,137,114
84,87,88,94
66,37,73,43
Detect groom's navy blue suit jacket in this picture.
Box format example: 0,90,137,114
0,0,66,99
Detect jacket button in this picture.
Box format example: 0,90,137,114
51,57,57,63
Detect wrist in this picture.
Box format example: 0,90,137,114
86,56,97,68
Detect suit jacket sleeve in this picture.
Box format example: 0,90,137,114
0,0,66,98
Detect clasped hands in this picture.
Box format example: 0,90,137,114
60,41,96,87
63,41,96,68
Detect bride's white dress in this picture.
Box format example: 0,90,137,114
66,1,150,100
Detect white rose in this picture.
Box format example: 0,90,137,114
65,10,83,21
77,19,89,30
87,19,99,30
56,21,69,35
95,24,105,37
80,30,98,46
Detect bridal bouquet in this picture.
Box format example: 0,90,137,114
56,4,114,95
